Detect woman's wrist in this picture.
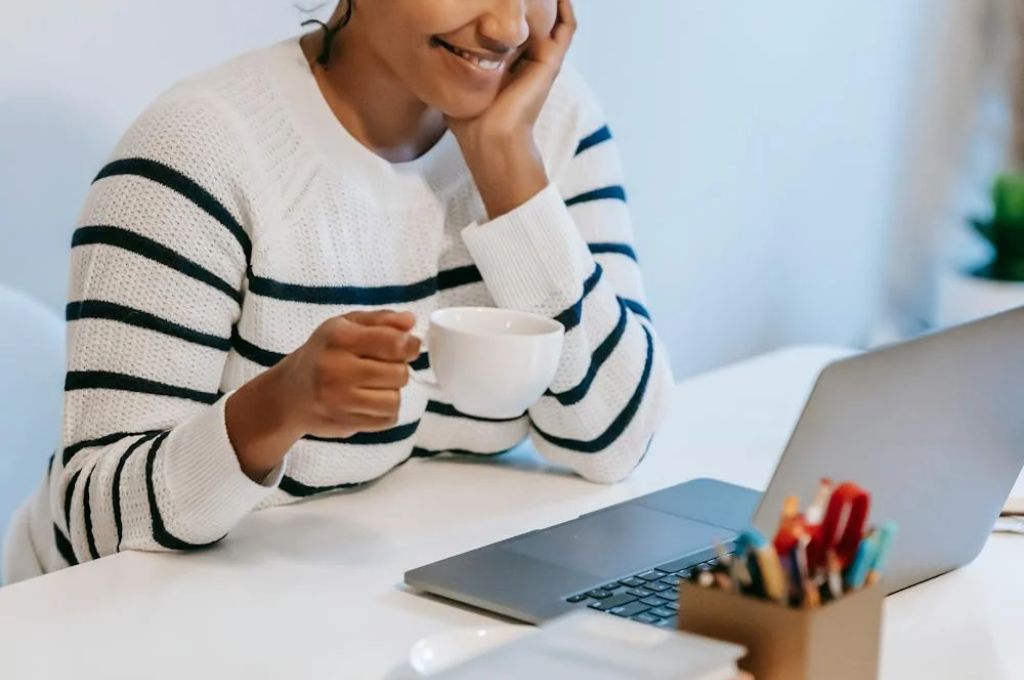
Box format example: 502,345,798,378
225,361,304,481
459,130,549,219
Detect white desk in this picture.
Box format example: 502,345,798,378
1,346,1021,679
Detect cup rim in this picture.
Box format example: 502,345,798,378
429,306,564,340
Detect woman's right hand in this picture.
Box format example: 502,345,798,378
226,310,421,481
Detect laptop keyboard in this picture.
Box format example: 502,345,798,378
562,553,730,628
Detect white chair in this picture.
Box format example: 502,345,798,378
0,285,64,577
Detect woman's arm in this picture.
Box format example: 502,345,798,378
53,87,278,563
462,117,673,483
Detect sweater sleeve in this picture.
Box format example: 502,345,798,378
461,86,674,484
49,87,281,566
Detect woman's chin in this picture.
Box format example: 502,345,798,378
431,91,498,122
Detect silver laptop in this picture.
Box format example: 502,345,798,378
405,306,1024,625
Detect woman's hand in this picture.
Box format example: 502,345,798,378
225,310,420,480
448,0,577,219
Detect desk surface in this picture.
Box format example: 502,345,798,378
1,346,1021,679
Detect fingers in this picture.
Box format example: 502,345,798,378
351,357,410,389
321,318,421,361
344,309,416,332
551,0,576,54
347,387,402,419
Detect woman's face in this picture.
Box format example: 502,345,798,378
350,0,559,119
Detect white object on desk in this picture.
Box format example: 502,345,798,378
0,346,1021,680
407,624,531,677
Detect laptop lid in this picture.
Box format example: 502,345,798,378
753,307,1024,592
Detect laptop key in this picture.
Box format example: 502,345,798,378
627,587,653,598
655,557,699,573
654,615,679,628
619,577,646,588
589,593,638,611
637,570,668,582
660,575,682,586
640,596,668,607
565,593,589,603
676,569,693,580
650,606,675,618
645,581,671,593
632,612,661,624
665,601,679,611
609,601,651,618
601,582,624,592
587,589,613,599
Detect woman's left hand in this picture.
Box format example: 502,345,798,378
448,0,577,219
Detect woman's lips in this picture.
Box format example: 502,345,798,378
432,37,508,73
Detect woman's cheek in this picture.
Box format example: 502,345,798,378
527,0,558,39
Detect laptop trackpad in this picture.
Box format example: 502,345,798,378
501,504,734,579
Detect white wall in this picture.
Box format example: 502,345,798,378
0,0,993,378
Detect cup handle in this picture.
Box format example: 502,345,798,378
409,370,444,402
408,332,443,401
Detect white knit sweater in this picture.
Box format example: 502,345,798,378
3,36,673,583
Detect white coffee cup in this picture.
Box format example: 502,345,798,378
411,307,565,419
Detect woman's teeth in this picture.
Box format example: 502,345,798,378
443,42,503,72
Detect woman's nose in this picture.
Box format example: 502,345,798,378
478,0,530,50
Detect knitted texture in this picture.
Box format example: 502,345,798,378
5,37,673,582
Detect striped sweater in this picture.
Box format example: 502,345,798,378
3,37,673,583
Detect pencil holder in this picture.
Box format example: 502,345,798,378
677,582,883,680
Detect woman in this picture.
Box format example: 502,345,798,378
3,0,672,583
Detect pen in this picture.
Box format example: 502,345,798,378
755,546,787,604
805,477,833,525
826,549,843,601
845,530,878,590
865,521,897,586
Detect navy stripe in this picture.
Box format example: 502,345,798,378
553,265,603,331
575,125,613,156
411,446,512,458
588,242,638,263
72,226,242,304
65,370,219,406
53,525,78,566
67,300,231,352
63,429,163,467
437,264,483,290
248,264,482,306
95,158,252,261
533,324,655,453
425,401,526,423
279,476,368,497
304,420,420,446
64,468,82,532
231,327,285,367
565,185,627,208
280,456,416,497
410,352,430,371
82,467,100,560
546,298,630,406
145,432,226,550
622,298,651,320
113,432,163,551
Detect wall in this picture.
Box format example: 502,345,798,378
0,0,992,378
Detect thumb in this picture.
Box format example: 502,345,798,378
343,309,417,332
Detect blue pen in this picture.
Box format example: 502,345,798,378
845,532,878,590
866,521,897,586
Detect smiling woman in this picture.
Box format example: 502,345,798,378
2,0,673,584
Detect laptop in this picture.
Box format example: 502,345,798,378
405,306,1024,626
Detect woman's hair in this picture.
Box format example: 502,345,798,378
301,0,354,68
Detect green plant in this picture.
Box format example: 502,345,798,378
973,173,1024,281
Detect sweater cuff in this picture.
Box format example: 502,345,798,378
161,392,283,537
461,183,593,316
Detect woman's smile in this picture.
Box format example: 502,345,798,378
432,37,510,73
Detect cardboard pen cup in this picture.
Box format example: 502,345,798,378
677,582,883,680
